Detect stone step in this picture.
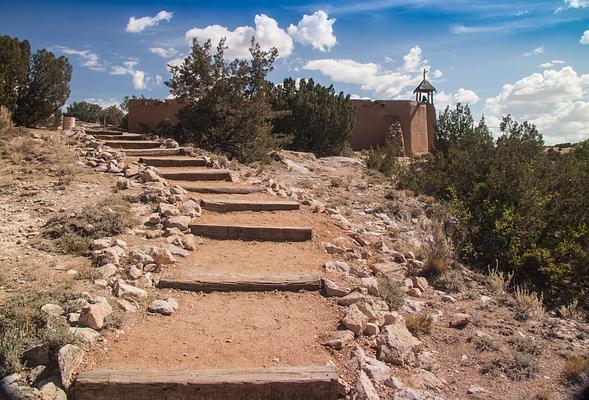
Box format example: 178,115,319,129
159,170,231,181
75,366,338,400
105,140,162,149
190,224,312,242
159,271,322,292
85,129,125,135
181,184,265,194
139,156,208,168
92,134,144,141
120,148,188,157
201,199,300,212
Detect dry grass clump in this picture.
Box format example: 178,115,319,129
432,269,465,293
7,135,37,163
423,221,453,277
530,388,555,400
377,275,405,311
0,285,80,376
44,197,137,254
482,353,538,381
510,336,542,356
0,105,12,130
487,264,513,292
405,311,433,336
558,300,583,321
472,335,498,352
514,286,545,320
563,356,589,384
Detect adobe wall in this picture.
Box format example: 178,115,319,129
351,100,435,154
128,99,182,133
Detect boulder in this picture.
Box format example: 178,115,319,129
361,277,379,296
412,277,428,293
96,263,118,279
342,304,368,337
158,203,181,217
40,304,64,316
128,250,154,265
57,344,84,389
114,281,147,300
322,330,355,350
164,216,191,231
363,356,391,383
376,320,422,366
147,299,177,316
38,380,67,400
78,301,113,330
116,177,130,190
355,370,380,400
69,327,100,347
323,278,349,297
337,291,367,307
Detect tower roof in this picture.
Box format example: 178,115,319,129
413,69,436,93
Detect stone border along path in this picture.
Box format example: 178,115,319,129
73,127,341,399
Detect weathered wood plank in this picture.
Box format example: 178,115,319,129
181,185,265,194
121,148,186,157
159,271,322,292
160,170,231,181
92,134,144,141
201,199,300,212
85,129,125,135
190,224,312,241
105,140,162,149
75,365,339,400
139,156,208,168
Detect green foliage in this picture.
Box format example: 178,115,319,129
65,101,102,122
365,140,403,177
270,78,355,156
167,38,287,163
0,36,30,114
13,48,72,127
401,104,589,310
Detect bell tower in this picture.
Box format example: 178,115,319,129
413,69,436,104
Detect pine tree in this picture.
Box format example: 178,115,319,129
0,36,31,114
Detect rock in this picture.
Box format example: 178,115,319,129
116,177,130,190
57,344,84,389
322,278,349,297
164,216,191,231
179,200,201,217
41,304,64,316
393,388,424,400
363,356,391,383
180,234,197,250
38,381,67,400
376,321,422,366
324,244,347,255
128,265,143,280
361,277,379,296
166,243,189,257
158,203,181,217
92,238,113,250
116,298,138,313
94,279,108,289
337,291,367,307
114,280,148,300
69,327,100,347
128,250,154,265
449,313,471,329
78,301,113,330
412,276,428,292
364,322,380,336
153,248,176,265
140,169,160,182
342,304,368,336
22,344,50,366
147,299,177,316
467,385,487,394
355,370,380,400
357,301,379,321
412,369,444,390
322,330,355,350
124,166,139,177
324,260,350,273
389,250,407,264
96,247,120,266
408,287,423,298
441,294,457,303
96,263,118,279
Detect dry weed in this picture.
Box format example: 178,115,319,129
482,353,538,380
423,221,453,276
514,286,545,320
377,275,405,311
405,312,433,336
558,300,583,321
0,105,12,130
487,264,513,292
563,356,589,383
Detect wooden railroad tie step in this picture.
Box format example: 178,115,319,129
85,129,125,136
159,170,231,181
158,271,322,292
201,199,300,212
180,184,264,194
139,156,208,168
75,365,339,400
92,134,144,141
121,148,187,157
190,223,312,242
105,140,162,149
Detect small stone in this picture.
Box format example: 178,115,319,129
128,265,143,280
356,370,380,400
148,299,176,316
360,277,379,296
412,276,428,292
69,327,100,347
322,330,355,350
467,385,487,394
57,344,84,389
94,279,108,289
323,278,349,297
449,313,471,329
441,294,457,303
116,298,138,313
96,263,118,279
408,287,422,298
364,322,380,336
41,304,64,316
116,177,130,190
114,280,148,300
342,304,368,337
337,291,367,306
78,302,113,330
38,380,67,400
363,356,390,383
324,260,350,273
164,216,192,231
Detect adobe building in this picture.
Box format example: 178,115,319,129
128,70,437,155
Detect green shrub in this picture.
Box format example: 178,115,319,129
377,275,405,311
365,140,403,178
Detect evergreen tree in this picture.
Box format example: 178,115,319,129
0,36,31,113
65,101,103,122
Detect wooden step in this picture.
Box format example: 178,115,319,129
139,156,208,168
160,170,231,181
105,140,162,149
181,184,264,194
159,271,322,292
121,148,187,157
75,366,339,400
190,224,312,241
92,134,144,141
201,199,300,212
86,129,125,135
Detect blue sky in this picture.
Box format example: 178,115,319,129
1,0,588,144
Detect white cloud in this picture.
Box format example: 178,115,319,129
155,74,164,86
303,46,438,99
580,29,589,44
432,89,479,110
55,46,104,71
350,94,372,100
564,0,589,8
126,11,173,33
455,88,480,104
149,47,178,58
83,98,120,108
524,46,544,56
110,59,148,89
484,66,589,144
539,60,566,68
186,14,293,59
287,10,336,52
